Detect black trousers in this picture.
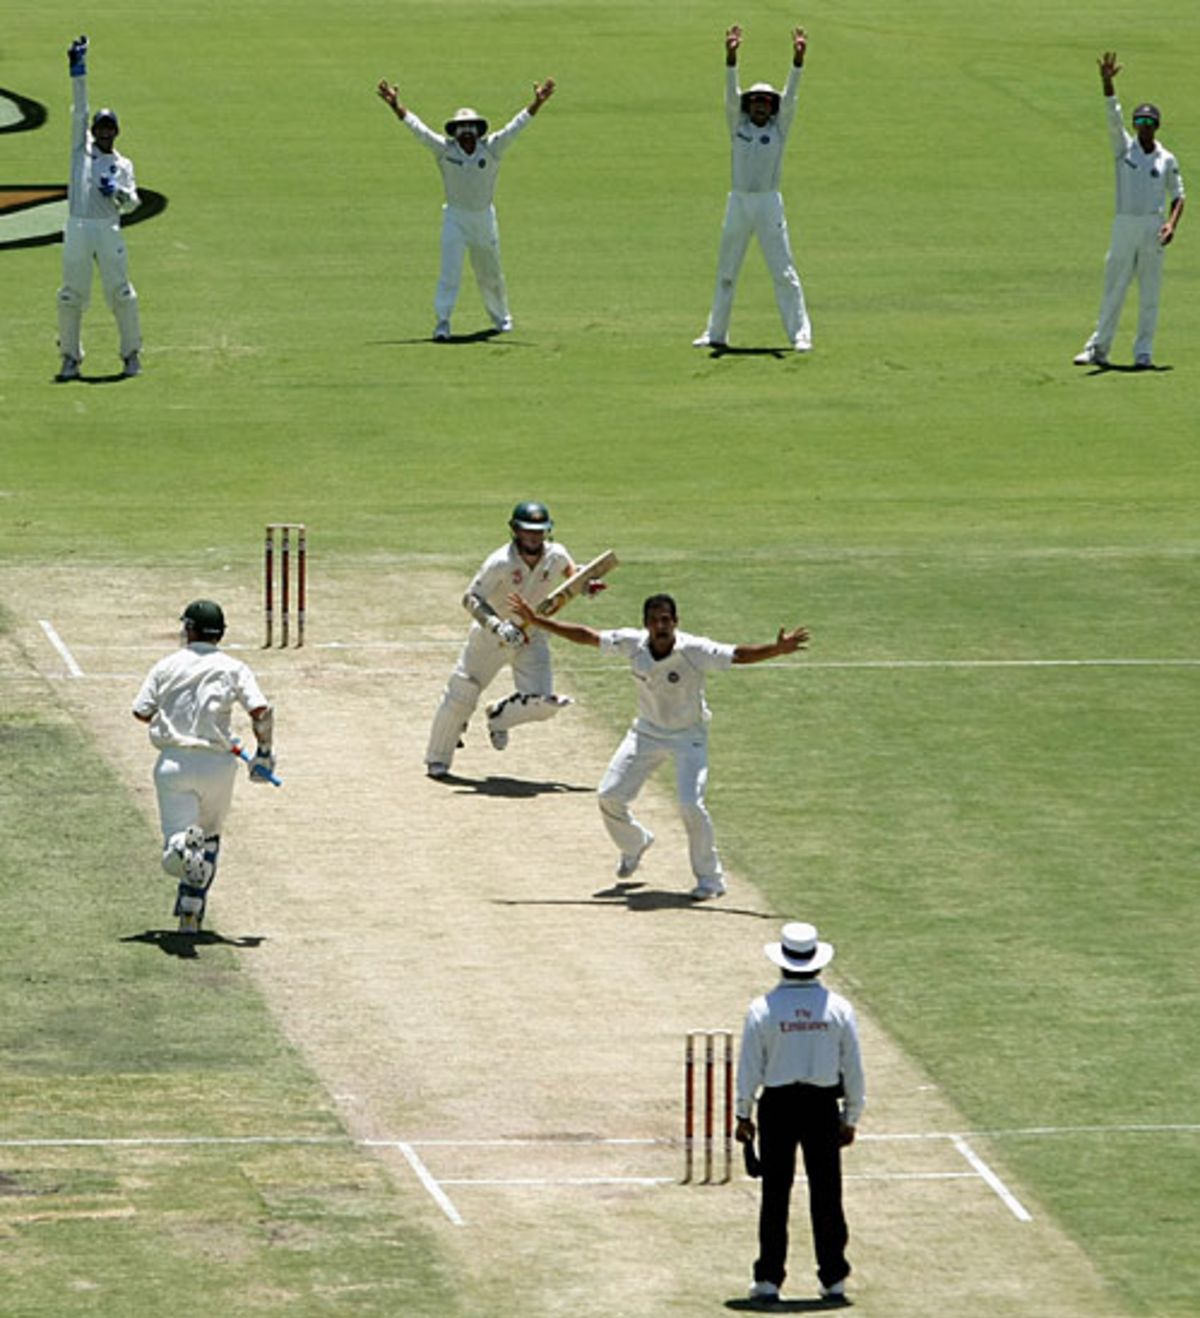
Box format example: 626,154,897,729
754,1082,850,1290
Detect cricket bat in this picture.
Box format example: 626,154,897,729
537,549,619,617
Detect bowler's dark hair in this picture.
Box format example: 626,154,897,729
642,593,678,623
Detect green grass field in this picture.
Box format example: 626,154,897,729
2,0,1198,1313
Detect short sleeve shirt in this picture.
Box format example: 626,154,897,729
132,644,268,751
468,541,574,622
598,629,735,735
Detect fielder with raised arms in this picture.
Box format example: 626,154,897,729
376,75,556,341
694,24,811,353
424,502,604,779
510,591,809,900
56,35,142,381
132,601,277,933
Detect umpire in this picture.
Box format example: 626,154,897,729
735,922,866,1305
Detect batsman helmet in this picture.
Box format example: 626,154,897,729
91,106,119,132
444,106,488,137
509,501,553,535
181,599,226,640
740,82,781,116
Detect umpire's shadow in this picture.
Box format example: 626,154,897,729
431,772,592,798
725,1297,851,1312
120,929,267,960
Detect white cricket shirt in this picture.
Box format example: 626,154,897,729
67,74,139,220
403,109,533,211
598,629,735,736
1106,97,1185,217
468,540,574,622
132,644,268,752
725,66,801,193
736,978,866,1125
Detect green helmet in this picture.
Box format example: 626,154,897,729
509,501,553,534
181,599,226,640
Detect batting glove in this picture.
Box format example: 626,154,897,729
248,749,277,784
68,35,88,76
98,174,118,197
495,620,525,648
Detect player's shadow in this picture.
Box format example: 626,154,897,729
725,1296,851,1312
706,345,789,360
1083,362,1173,375
120,929,267,960
371,329,529,348
52,370,131,385
433,772,592,798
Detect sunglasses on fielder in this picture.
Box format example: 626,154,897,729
1133,115,1158,126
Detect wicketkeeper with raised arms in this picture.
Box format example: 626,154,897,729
424,502,605,779
56,35,142,381
510,591,808,900
377,75,556,341
133,601,277,932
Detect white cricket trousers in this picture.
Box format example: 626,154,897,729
1086,213,1167,360
436,204,511,327
425,624,553,768
704,190,810,345
153,747,237,842
57,215,141,361
597,726,723,883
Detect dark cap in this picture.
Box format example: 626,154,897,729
1132,102,1161,126
91,106,119,131
181,599,226,639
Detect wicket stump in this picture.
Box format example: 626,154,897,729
264,523,306,648
684,1029,733,1184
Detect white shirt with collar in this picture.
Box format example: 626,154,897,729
468,540,574,623
1105,97,1185,217
725,65,801,194
133,644,268,752
598,629,735,736
736,976,866,1125
403,109,533,211
67,74,139,221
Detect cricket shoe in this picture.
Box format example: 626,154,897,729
122,351,141,377
1072,345,1108,367
433,320,451,342
793,335,812,353
692,333,726,349
615,832,654,879
689,875,727,902
747,1280,780,1302
426,762,450,779
1134,354,1154,370
493,314,513,333
56,355,81,381
819,1279,847,1301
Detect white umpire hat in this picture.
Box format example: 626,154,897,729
445,106,488,136
740,82,781,115
764,922,835,972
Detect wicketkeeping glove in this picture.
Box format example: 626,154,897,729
68,35,88,76
248,749,277,784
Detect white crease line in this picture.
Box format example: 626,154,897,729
38,619,85,678
373,1140,464,1227
441,1175,676,1187
951,1135,1032,1222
